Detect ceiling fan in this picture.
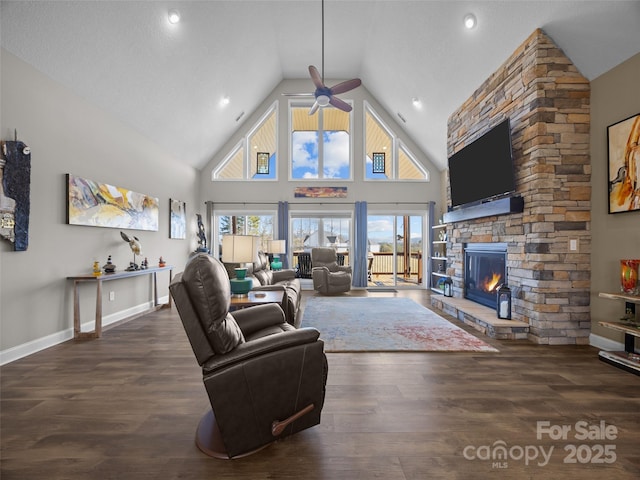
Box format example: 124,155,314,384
283,0,361,115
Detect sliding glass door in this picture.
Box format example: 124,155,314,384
367,214,424,288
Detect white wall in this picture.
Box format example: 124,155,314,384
0,49,199,363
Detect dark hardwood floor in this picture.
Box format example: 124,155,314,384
2,289,639,479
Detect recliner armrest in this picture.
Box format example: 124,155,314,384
231,303,286,336
272,269,296,282
202,327,321,374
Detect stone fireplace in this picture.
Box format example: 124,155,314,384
464,243,507,310
436,29,592,345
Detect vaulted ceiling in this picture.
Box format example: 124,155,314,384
2,1,639,172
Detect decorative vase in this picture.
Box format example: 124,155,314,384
620,259,640,295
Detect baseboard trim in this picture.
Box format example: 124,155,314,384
589,332,624,351
0,296,169,366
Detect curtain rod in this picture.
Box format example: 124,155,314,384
205,201,432,206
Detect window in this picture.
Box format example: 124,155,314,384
364,102,429,181
213,142,244,179
212,102,277,180
290,103,352,180
215,213,274,256
291,214,352,263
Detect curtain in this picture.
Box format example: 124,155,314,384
277,201,289,268
353,201,368,287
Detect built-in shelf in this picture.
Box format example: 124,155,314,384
443,195,524,223
597,292,640,375
430,224,448,294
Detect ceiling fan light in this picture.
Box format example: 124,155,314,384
168,9,181,24
464,13,477,29
317,94,330,107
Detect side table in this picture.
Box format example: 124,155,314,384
67,266,173,339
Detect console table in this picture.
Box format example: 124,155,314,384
597,292,640,375
68,266,173,339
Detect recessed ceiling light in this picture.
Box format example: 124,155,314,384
168,9,181,24
464,13,477,29
412,97,422,108
221,96,230,106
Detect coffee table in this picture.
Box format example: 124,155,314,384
230,290,284,309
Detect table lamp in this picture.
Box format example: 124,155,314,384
222,235,258,296
268,239,286,271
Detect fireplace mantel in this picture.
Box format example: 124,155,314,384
443,196,524,224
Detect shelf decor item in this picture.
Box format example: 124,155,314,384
620,259,640,294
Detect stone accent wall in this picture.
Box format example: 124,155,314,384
446,29,591,345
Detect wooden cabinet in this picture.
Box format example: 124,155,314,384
430,224,448,294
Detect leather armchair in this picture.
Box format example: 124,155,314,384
311,247,352,295
170,253,328,459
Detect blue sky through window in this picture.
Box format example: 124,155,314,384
292,131,350,179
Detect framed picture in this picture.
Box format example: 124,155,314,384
607,113,640,214
372,152,385,174
256,152,269,174
66,174,159,231
294,186,348,198
169,198,186,239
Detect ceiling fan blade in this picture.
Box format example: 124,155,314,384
309,101,320,115
330,78,362,95
308,65,325,89
281,93,315,97
329,96,352,112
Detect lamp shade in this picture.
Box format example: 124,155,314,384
221,235,258,264
268,239,286,255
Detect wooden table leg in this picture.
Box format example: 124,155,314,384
73,281,80,338
153,271,158,307
95,279,103,337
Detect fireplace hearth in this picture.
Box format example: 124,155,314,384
464,243,507,309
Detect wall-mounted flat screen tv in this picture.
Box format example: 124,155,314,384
448,118,516,208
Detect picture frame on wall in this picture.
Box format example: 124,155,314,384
66,174,159,231
607,113,640,214
169,198,186,239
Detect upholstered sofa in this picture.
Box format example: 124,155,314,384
226,252,302,327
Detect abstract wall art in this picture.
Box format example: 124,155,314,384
608,113,640,214
66,174,159,231
294,186,348,198
169,198,186,239
1,139,31,251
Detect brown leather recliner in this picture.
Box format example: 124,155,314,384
311,247,352,295
170,253,328,459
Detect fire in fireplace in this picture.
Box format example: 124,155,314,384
464,243,507,309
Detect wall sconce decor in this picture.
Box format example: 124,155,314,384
257,152,270,174
496,284,512,319
372,152,385,174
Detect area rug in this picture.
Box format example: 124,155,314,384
301,297,498,353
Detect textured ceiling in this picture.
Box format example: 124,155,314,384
2,1,639,172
